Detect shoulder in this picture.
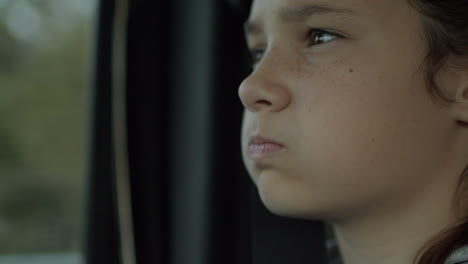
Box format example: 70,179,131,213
445,245,468,264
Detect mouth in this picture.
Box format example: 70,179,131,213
248,135,286,161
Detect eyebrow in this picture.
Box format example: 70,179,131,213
244,4,358,36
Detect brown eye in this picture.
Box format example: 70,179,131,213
249,49,265,68
309,29,340,46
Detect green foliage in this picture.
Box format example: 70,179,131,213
0,1,93,254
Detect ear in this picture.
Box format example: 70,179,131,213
453,77,468,124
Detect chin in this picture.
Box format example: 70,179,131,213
255,174,328,220
259,196,326,220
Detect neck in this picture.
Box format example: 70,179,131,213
328,178,458,264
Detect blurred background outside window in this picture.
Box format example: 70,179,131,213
0,0,95,263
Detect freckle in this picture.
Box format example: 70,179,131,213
348,68,354,73
371,138,375,143
308,107,311,113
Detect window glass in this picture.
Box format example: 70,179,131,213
0,0,95,263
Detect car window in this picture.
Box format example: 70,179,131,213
0,0,95,263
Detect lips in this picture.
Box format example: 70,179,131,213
248,136,286,160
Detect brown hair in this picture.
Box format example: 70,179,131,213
407,0,468,263
414,167,468,264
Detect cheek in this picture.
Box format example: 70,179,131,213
291,60,447,213
295,69,392,179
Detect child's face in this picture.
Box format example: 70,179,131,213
239,0,459,221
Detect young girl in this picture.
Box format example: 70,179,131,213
238,0,468,263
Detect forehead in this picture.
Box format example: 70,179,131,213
247,0,404,26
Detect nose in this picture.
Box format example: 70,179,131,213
238,65,291,113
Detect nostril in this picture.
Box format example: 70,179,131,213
256,99,272,106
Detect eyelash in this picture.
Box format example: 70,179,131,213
249,29,341,67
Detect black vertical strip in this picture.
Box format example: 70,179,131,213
168,0,217,262
125,0,172,263
208,1,253,264
84,0,121,263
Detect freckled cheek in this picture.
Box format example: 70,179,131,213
294,69,390,155
294,66,365,110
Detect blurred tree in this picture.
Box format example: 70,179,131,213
0,0,94,255
0,23,19,73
